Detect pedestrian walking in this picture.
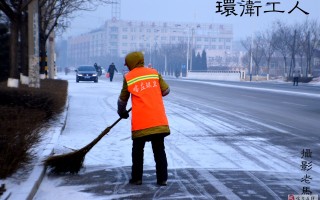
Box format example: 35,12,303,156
93,63,102,76
107,62,118,82
117,51,170,186
293,69,300,86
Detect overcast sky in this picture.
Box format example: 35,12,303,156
61,0,320,40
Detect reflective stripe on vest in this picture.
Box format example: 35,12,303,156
125,67,168,131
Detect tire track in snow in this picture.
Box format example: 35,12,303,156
166,136,241,200
152,169,194,200
165,99,292,199
169,96,318,192
168,119,287,199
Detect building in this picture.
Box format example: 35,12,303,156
67,19,233,69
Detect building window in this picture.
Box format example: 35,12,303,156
122,35,128,39
110,34,118,39
110,27,118,32
110,49,117,55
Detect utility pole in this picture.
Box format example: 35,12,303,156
249,35,253,82
186,28,190,77
28,0,40,88
190,28,194,72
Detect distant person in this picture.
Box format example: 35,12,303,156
94,63,98,71
117,51,170,186
292,69,300,86
107,62,118,82
94,63,102,76
64,67,69,75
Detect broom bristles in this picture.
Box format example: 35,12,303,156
44,149,87,174
44,108,131,174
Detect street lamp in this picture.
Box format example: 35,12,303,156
174,24,192,77
249,35,253,81
149,29,160,65
189,28,195,73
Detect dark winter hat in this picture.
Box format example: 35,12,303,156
125,51,144,70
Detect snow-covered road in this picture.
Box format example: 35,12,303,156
32,73,319,200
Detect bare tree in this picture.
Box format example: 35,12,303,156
301,20,320,77
240,37,252,75
0,0,115,87
273,21,292,77
251,33,265,75
295,23,306,76
288,28,298,77
261,29,276,76
38,0,117,77
241,34,265,76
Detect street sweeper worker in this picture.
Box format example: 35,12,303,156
117,51,170,186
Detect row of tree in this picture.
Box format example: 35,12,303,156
0,0,112,88
144,42,208,77
241,19,320,78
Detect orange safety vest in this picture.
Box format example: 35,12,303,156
125,67,169,131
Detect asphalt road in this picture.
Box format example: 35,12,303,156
166,79,320,149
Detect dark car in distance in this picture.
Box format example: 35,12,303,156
75,65,98,83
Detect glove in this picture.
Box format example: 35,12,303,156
118,110,129,119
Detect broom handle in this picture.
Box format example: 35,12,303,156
80,108,132,151
108,107,132,130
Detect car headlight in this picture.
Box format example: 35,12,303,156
92,74,97,76
77,74,83,76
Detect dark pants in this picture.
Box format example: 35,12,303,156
131,134,168,182
109,73,114,82
293,77,299,86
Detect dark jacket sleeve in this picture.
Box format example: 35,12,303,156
158,74,170,96
118,79,130,113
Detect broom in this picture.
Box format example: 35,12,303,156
44,108,131,174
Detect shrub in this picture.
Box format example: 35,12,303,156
0,79,68,179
